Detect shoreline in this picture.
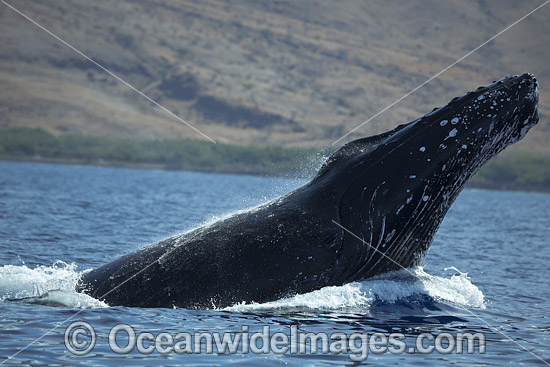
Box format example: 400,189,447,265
2,155,549,195
0,155,307,179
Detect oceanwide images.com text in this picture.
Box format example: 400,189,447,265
65,322,486,361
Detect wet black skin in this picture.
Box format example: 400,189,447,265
77,74,539,309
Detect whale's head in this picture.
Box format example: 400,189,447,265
315,74,539,282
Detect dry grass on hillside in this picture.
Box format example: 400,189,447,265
0,0,548,152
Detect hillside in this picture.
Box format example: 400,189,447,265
0,0,549,151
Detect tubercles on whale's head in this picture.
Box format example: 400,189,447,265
414,73,539,176
330,74,539,281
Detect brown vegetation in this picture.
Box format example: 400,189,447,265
0,0,548,151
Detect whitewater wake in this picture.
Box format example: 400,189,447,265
225,267,485,312
0,261,107,308
0,261,483,311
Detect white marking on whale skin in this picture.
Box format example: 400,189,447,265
369,181,431,271
406,195,413,204
439,143,447,150
525,90,537,101
461,144,468,149
444,128,458,140
423,195,430,201
419,146,426,152
365,215,387,265
365,183,383,261
384,229,396,247
451,117,459,125
440,120,448,126
477,95,485,101
426,158,431,162
396,204,404,215
409,175,416,179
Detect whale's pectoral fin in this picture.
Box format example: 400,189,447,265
316,123,409,179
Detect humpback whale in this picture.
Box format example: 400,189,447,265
77,74,539,309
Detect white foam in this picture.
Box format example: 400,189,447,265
226,282,374,311
0,261,107,308
1,262,484,312
225,267,485,312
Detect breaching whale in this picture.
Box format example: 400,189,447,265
77,73,539,309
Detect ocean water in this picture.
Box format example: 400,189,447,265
0,160,548,366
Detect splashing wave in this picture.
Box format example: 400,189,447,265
225,267,484,312
0,261,107,308
0,261,483,311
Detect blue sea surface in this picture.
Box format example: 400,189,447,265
0,160,549,366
